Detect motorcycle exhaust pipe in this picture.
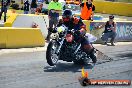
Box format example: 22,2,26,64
74,44,81,54
56,38,65,54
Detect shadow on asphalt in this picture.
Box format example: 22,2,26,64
116,53,132,58
43,62,94,72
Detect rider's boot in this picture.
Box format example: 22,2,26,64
83,44,97,64
89,49,97,64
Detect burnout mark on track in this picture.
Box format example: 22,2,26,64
116,53,132,58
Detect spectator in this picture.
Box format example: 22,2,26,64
24,0,30,14
96,15,116,46
42,0,49,14
35,3,43,15
80,0,95,20
31,0,37,14
0,0,10,22
45,0,62,42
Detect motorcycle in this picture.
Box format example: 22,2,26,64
46,25,97,66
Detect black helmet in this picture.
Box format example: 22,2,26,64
62,9,72,17
109,15,114,19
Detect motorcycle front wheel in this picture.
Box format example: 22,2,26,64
46,40,59,66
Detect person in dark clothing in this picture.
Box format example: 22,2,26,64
24,0,30,14
0,0,10,22
80,0,95,20
31,0,37,14
45,0,62,42
97,15,116,46
57,10,97,64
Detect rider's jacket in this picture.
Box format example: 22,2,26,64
57,16,87,43
58,16,86,31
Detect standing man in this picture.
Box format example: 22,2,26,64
31,0,37,14
46,0,62,42
23,0,30,14
80,0,95,20
0,0,10,22
97,15,116,46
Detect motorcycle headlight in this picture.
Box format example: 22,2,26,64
50,33,59,39
57,26,65,33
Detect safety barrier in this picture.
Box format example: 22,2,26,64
4,13,18,27
0,27,45,48
12,14,49,38
93,1,132,16
89,21,132,42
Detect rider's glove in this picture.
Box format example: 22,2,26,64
79,28,86,36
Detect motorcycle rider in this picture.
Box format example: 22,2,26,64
57,9,97,64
